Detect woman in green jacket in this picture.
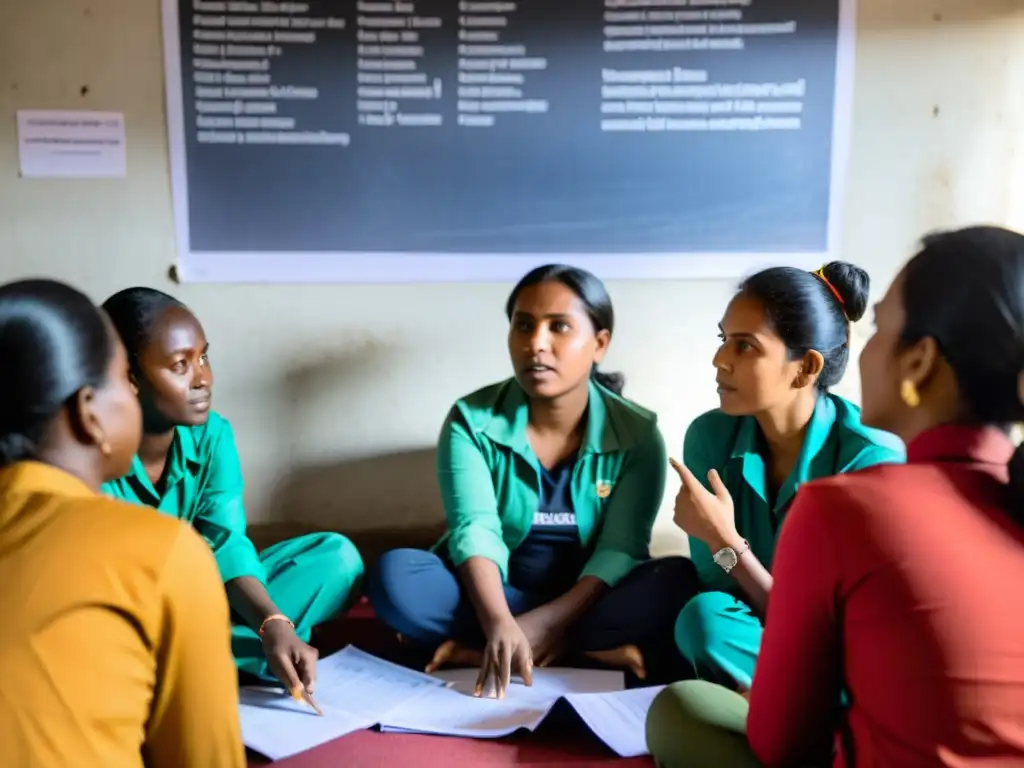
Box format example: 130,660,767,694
663,262,905,694
369,265,698,696
100,287,364,695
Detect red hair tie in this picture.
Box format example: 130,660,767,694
814,267,848,319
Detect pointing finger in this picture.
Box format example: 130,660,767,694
474,653,492,697
707,468,730,500
295,646,318,694
668,458,687,481
669,458,701,492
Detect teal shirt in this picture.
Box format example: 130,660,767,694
436,378,667,588
100,411,264,585
684,393,905,592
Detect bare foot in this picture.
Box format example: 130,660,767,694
425,639,484,673
585,644,647,680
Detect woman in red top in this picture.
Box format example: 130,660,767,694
647,225,1024,767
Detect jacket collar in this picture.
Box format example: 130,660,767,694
906,424,1015,466
127,425,202,499
482,379,618,457
730,394,838,510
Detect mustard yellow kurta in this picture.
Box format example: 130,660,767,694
0,461,245,768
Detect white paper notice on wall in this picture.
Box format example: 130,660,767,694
16,110,126,179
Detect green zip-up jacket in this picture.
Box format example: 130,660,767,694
435,378,667,587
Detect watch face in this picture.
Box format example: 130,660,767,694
714,548,738,570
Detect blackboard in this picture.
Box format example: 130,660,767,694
163,0,855,282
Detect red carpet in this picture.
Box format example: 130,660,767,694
245,599,654,767
249,728,653,767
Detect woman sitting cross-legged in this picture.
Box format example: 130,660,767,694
667,261,904,692
369,264,699,696
100,287,365,696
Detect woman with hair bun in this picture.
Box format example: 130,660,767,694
649,227,1024,766
666,261,905,691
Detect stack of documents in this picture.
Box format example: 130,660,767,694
239,646,663,761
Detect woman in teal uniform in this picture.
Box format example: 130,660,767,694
100,287,364,694
667,262,905,690
369,265,698,695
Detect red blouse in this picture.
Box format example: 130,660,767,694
747,425,1024,767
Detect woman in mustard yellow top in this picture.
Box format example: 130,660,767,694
0,279,244,768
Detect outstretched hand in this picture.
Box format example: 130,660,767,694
669,458,738,548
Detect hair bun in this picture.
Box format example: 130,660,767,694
820,261,871,323
0,432,36,466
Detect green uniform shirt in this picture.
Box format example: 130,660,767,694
101,411,264,585
684,393,905,592
436,378,667,588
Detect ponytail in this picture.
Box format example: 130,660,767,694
0,432,36,467
591,367,626,396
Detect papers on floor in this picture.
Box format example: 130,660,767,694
239,647,444,761
380,666,662,759
565,686,665,758
238,645,664,761
431,665,626,697
238,689,374,762
380,665,625,737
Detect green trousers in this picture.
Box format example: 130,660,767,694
646,680,762,768
674,591,763,689
232,532,365,680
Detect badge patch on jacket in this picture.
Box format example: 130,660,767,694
596,481,613,499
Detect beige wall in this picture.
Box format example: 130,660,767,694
2,0,1023,554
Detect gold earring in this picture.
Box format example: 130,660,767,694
900,379,920,408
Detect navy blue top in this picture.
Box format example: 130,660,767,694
507,452,588,595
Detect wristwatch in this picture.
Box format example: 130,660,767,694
712,540,751,574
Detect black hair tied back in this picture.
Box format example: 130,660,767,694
506,264,626,396
815,261,870,325
102,287,187,371
740,260,871,391
590,369,626,396
0,279,114,467
0,433,38,466
898,226,1024,519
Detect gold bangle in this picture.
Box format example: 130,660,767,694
258,613,293,638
